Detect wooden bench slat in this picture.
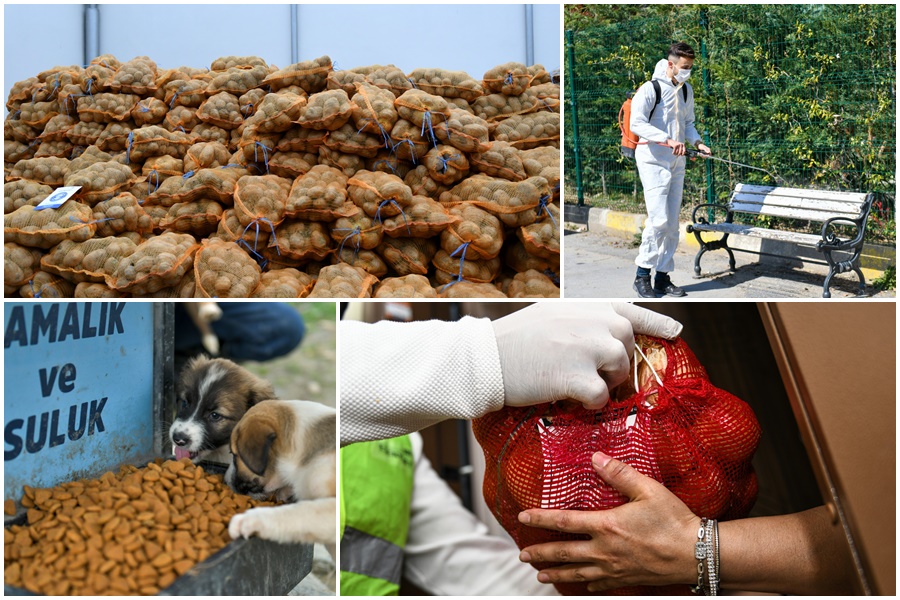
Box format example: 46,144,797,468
728,201,863,222
690,222,825,244
730,193,867,216
733,183,870,203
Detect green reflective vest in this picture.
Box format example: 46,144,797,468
340,436,414,596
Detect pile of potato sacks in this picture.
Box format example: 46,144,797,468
4,55,560,298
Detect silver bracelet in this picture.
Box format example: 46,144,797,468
709,519,720,595
691,517,708,595
705,518,717,595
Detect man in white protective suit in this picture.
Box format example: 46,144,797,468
629,42,712,298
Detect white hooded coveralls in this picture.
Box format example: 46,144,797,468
630,59,703,273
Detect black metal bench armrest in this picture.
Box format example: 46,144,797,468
691,203,733,225
817,216,866,251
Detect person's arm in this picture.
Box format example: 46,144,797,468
340,304,683,446
629,82,671,144
340,316,505,446
402,433,559,596
517,452,856,595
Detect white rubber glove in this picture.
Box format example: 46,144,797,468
491,302,683,410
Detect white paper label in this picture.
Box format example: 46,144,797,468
34,186,81,211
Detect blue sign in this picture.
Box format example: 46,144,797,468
4,302,156,499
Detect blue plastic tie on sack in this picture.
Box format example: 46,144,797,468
543,269,561,286
392,139,418,164
408,77,418,89
441,241,472,291
84,78,94,97
241,102,254,117
436,153,461,173
334,226,362,255
29,280,42,299
182,170,195,179
420,111,439,147
69,216,114,225
505,72,514,86
125,131,134,164
220,163,243,169
371,160,398,176
139,100,151,113
240,218,278,255
537,195,557,227
254,142,271,174
374,199,411,235
12,110,21,120
147,169,160,195
176,125,186,134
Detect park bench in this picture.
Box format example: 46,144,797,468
686,183,875,298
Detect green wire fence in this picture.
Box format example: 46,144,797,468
564,5,895,242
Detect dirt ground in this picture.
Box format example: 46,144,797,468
240,302,337,595
240,302,336,409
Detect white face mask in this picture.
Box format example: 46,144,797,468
674,68,692,84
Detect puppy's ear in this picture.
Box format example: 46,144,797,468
247,375,277,407
236,419,277,476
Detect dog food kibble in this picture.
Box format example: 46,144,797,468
3,458,276,596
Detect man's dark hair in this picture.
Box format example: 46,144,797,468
668,42,696,61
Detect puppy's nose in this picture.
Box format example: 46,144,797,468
172,432,191,447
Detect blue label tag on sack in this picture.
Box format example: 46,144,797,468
34,186,81,211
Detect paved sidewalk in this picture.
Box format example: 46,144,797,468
564,227,895,299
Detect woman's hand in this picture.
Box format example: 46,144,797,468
517,451,700,592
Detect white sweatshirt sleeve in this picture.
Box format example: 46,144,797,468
340,317,506,446
629,81,670,143
403,433,559,596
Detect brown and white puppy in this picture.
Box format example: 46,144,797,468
170,356,277,463
226,400,336,557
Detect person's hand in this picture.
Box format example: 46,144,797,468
517,451,699,591
492,303,682,410
666,139,686,156
696,143,712,156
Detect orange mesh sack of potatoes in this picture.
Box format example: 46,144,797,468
159,199,224,238
433,109,491,153
18,270,76,298
232,174,292,230
373,273,438,298
423,145,470,185
469,141,528,181
439,280,507,298
182,142,231,173
308,263,377,298
381,195,458,238
440,174,546,228
440,203,504,260
283,165,354,221
482,62,532,96
377,237,438,276
407,68,485,102
4,202,97,249
106,56,158,95
269,221,333,262
268,151,318,180
347,170,414,220
506,269,560,298
297,89,355,131
332,247,388,278
324,123,385,159
126,125,192,162
196,92,243,130
433,250,502,286
394,89,451,132
131,97,168,127
351,82,399,143
518,199,560,261
74,281,130,298
194,238,262,298
330,211,383,251
471,89,540,123
4,180,53,213
4,243,44,294
243,92,307,135
262,55,332,93
107,232,199,294
7,156,71,186
76,93,140,123
40,237,138,284
492,112,560,150
251,268,315,298
3,458,281,596
62,160,137,204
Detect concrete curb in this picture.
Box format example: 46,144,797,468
565,204,895,279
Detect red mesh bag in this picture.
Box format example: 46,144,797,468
472,335,761,596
